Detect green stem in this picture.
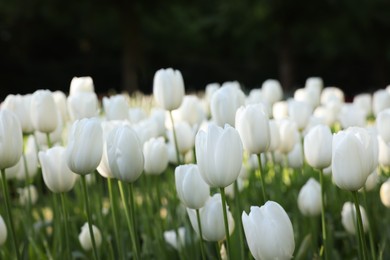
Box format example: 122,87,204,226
46,133,52,148
169,110,181,165
107,178,123,260
318,169,328,260
196,209,206,260
128,183,141,257
362,189,377,260
60,193,71,260
215,242,222,260
219,188,231,259
233,181,245,260
118,180,139,260
1,169,21,260
352,191,368,260
81,175,100,260
256,153,267,204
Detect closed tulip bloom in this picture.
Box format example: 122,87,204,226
273,101,289,120
242,201,295,260
153,68,185,111
377,109,390,143
195,123,243,188
235,104,270,154
175,164,210,209
67,92,99,121
144,137,169,175
39,146,78,193
373,89,390,116
304,124,332,169
321,87,344,105
268,120,280,152
53,91,69,124
361,169,379,192
353,93,372,117
30,90,58,133
107,125,144,182
167,121,195,154
163,227,187,250
173,95,206,127
2,94,34,133
380,179,390,208
78,223,102,251
34,113,63,147
288,100,312,131
129,108,147,124
0,110,23,170
261,79,283,105
298,178,322,216
70,76,95,96
66,118,103,175
305,77,323,107
103,95,129,121
288,140,303,169
378,136,390,167
277,119,298,154
0,215,6,246
341,202,369,235
187,194,235,241
332,127,378,191
338,104,366,129
18,185,38,205
210,82,245,127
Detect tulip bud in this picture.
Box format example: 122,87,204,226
378,136,390,167
2,94,34,134
0,215,7,246
39,146,78,193
129,108,147,124
242,201,295,260
341,202,369,235
30,90,58,133
173,95,206,127
153,68,185,111
338,104,366,129
187,194,235,241
304,124,332,169
332,127,378,191
288,140,303,169
305,77,323,107
107,125,144,182
273,101,288,120
144,137,169,175
67,92,99,121
321,87,344,105
163,227,187,250
235,104,271,154
66,118,103,175
298,178,322,216
268,120,280,152
103,95,129,121
18,185,38,206
373,89,390,116
288,99,312,131
210,82,245,127
0,110,23,170
277,119,298,154
70,76,95,96
353,93,372,117
261,79,283,105
361,170,379,192
380,179,390,208
53,90,69,124
376,109,390,143
175,164,209,209
78,223,102,251
195,123,243,188
167,121,195,155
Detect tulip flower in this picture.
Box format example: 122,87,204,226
144,137,169,175
195,123,243,188
2,94,34,134
341,202,369,235
304,124,332,169
0,214,6,246
66,118,103,175
175,164,209,209
167,121,195,155
103,95,129,121
380,179,390,208
129,108,147,124
332,127,378,191
78,223,102,251
338,104,366,129
187,194,235,242
298,178,322,216
235,104,270,154
320,87,344,105
273,101,288,120
378,136,390,167
53,90,69,124
268,120,280,152
277,119,298,154
288,99,312,131
288,140,303,169
16,135,38,181
107,125,144,183
261,79,283,105
70,76,95,96
304,77,323,107
163,227,187,250
362,170,379,192
353,93,372,117
242,201,295,260
67,92,99,121
153,68,185,111
30,89,58,133
210,81,245,127
376,108,390,143
373,89,390,116
39,146,78,193
18,185,38,206
0,110,23,170
173,95,206,127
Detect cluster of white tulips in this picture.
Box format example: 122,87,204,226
0,69,390,260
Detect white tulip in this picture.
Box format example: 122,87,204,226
153,68,185,111
298,178,322,216
341,202,369,235
78,223,102,251
70,76,95,96
380,179,390,208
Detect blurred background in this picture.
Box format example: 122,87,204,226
1,0,390,100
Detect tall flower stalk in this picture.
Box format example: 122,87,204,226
352,191,368,260
319,169,328,260
220,188,232,259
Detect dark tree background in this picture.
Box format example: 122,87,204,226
1,0,390,100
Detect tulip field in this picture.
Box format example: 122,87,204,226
1,71,390,260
